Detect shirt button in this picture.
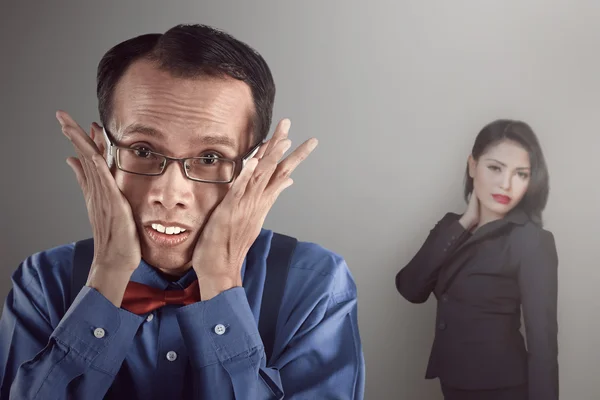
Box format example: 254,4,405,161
93,328,105,339
214,324,227,335
438,322,447,331
441,294,449,303
146,314,154,322
166,351,178,362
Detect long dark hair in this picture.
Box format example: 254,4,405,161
464,119,550,226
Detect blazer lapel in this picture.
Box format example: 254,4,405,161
436,208,529,293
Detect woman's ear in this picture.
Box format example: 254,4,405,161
467,155,476,178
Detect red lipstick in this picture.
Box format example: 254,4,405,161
492,194,511,205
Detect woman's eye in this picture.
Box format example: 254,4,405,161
488,165,500,172
518,172,530,179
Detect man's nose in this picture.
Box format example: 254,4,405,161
147,162,194,210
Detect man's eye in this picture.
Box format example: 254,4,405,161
133,147,153,158
200,153,221,165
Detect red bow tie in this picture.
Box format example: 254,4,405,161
121,280,201,315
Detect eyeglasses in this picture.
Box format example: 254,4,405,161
102,128,262,184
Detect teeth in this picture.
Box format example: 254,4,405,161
151,223,186,235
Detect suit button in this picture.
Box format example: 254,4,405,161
441,294,449,303
438,321,447,330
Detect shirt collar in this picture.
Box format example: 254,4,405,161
130,257,250,290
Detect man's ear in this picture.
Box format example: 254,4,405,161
91,122,107,157
467,154,476,178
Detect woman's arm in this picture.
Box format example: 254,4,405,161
518,227,559,400
395,213,470,303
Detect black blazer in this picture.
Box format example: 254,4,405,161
396,209,558,400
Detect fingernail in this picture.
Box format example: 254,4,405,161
282,119,291,132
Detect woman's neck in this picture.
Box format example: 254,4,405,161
477,207,504,230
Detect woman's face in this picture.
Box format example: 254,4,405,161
469,140,531,221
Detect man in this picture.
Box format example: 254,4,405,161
0,24,364,399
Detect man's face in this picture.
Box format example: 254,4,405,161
97,60,255,275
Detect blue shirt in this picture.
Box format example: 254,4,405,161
0,229,364,399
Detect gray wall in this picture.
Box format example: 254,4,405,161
1,1,599,398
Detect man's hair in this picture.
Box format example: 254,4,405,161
97,24,276,141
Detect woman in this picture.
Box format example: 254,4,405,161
396,119,558,400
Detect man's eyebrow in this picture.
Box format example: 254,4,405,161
197,135,237,149
484,158,530,170
120,124,236,149
121,124,165,140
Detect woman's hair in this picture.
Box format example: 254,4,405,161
463,119,550,226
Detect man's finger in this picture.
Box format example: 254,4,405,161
254,141,269,160
66,157,87,196
259,119,290,159
92,154,124,203
245,138,292,198
269,177,294,204
223,157,259,204
70,139,97,197
266,138,318,192
57,111,101,158
58,111,106,201
254,177,293,229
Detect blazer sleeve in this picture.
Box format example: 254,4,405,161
517,228,559,400
395,213,470,303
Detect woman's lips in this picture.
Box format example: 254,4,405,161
492,194,511,205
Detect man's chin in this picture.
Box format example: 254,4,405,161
140,245,193,276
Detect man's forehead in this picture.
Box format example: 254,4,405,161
116,60,254,107
118,122,239,149
111,60,256,149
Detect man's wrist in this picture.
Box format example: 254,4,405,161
86,265,134,307
197,274,242,301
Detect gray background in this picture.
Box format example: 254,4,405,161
1,1,599,399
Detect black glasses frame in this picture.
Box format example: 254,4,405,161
102,128,262,184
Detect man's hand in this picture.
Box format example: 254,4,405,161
57,111,141,307
191,119,318,300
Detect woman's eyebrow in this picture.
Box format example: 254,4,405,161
484,158,530,170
